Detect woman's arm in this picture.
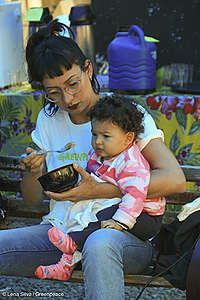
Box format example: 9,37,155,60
20,147,47,208
46,138,186,202
142,138,186,198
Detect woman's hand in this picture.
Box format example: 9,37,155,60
45,163,103,202
21,147,46,179
101,219,124,231
45,163,122,202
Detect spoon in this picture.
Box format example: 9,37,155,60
20,142,75,159
37,142,76,155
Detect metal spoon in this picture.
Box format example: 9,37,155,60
37,142,76,155
20,142,75,159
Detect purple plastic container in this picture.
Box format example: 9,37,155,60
108,25,157,94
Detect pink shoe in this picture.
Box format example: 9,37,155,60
48,227,78,253
35,253,76,281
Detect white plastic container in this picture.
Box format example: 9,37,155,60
0,1,27,88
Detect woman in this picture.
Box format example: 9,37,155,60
0,20,186,300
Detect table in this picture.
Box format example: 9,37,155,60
1,84,200,190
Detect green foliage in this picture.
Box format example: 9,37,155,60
0,97,19,141
0,96,19,122
175,110,187,135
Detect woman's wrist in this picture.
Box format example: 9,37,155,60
25,168,43,181
95,182,122,199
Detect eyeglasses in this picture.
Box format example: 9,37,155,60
44,71,83,103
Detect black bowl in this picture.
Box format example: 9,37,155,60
38,164,79,193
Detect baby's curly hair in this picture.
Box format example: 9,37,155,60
88,94,144,137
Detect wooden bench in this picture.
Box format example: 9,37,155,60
1,154,200,288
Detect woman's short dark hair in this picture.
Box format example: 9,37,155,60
88,95,144,137
25,19,100,115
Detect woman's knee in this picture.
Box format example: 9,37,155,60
82,228,152,275
83,229,119,256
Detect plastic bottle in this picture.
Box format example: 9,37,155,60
108,25,157,94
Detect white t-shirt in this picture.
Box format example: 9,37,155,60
32,104,164,232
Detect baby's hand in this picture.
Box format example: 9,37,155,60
101,219,124,231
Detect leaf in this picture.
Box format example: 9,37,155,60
0,96,19,122
183,152,200,165
170,130,180,153
175,110,187,135
5,137,30,153
188,120,200,136
134,97,161,122
179,143,193,152
0,126,11,138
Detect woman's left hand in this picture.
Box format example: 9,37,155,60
45,163,108,202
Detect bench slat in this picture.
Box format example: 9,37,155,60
0,155,23,171
181,165,200,183
4,191,200,219
0,177,21,192
70,270,173,288
0,156,200,182
6,197,49,218
166,190,200,204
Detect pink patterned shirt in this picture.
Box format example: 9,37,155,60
87,143,166,229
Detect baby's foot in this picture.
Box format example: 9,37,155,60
35,253,76,281
48,227,78,253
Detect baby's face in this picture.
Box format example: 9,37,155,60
91,120,133,160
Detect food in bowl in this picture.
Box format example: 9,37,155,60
38,164,79,193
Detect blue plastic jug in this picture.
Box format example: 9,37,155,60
108,25,157,93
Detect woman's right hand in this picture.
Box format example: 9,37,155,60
21,147,46,179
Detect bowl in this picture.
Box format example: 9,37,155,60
38,164,79,193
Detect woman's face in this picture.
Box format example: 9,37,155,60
42,63,98,122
